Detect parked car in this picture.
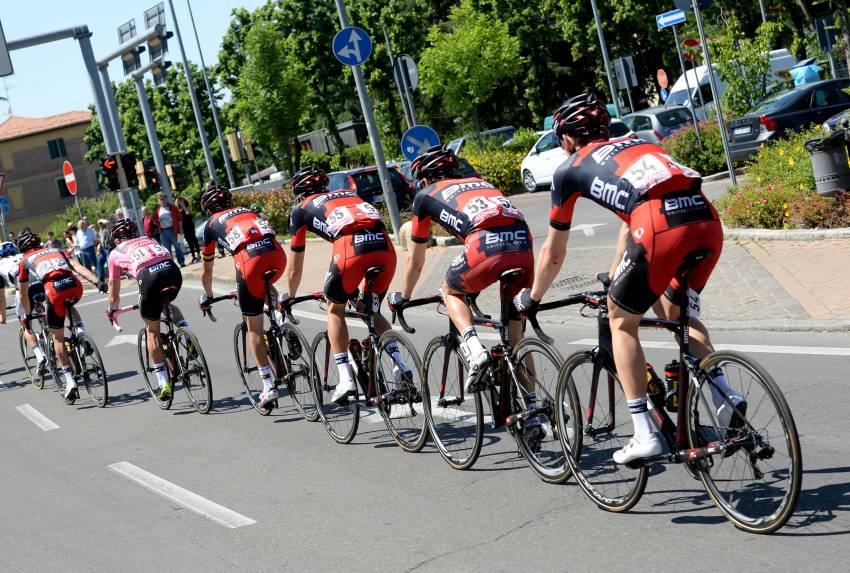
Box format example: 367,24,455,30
326,166,414,208
726,78,850,162
389,157,480,189
446,126,516,154
519,120,635,193
823,107,850,132
623,106,693,143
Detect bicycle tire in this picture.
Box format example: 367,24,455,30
19,326,44,389
137,328,173,410
48,338,75,405
175,327,213,414
76,331,108,408
686,351,802,534
311,331,359,444
376,330,429,453
559,350,648,512
232,322,272,416
512,337,574,484
279,323,318,422
422,335,483,470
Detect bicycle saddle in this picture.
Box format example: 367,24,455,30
678,249,712,274
365,265,385,280
499,268,525,284
159,285,178,295
596,272,611,288
262,269,279,281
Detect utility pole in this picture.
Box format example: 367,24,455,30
672,25,702,148
759,0,767,24
133,61,173,200
590,0,622,118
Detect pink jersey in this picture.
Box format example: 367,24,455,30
107,237,172,280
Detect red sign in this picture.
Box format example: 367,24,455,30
63,160,77,196
683,38,700,62
657,69,669,89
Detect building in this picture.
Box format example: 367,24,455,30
0,110,99,233
297,121,368,155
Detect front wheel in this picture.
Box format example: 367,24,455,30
175,328,212,414
311,331,359,444
76,331,108,407
138,328,173,410
686,351,802,534
233,322,272,415
522,170,537,193
19,326,44,389
377,331,428,453
279,323,318,422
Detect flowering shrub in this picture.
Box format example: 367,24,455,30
461,147,527,195
232,187,296,234
663,119,727,176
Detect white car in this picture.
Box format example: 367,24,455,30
519,120,634,192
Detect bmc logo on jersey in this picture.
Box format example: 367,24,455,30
439,209,464,232
313,191,356,207
484,229,527,245
246,238,272,252
148,260,172,274
353,231,384,245
440,180,494,201
664,194,704,212
590,177,628,210
312,217,330,235
54,276,75,288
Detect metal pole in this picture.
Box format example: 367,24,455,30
400,59,418,125
74,196,84,220
0,207,7,241
692,0,736,184
590,0,622,118
165,0,216,180
77,33,118,154
383,27,413,130
758,0,767,24
98,67,127,150
673,25,702,148
625,87,635,114
134,76,173,200
186,0,235,188
333,0,402,236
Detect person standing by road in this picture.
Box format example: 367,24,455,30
176,196,200,264
75,218,98,271
142,207,159,242
96,217,117,281
46,231,63,249
153,193,186,267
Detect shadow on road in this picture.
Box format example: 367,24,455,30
775,466,850,536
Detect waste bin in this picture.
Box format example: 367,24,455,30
805,129,850,196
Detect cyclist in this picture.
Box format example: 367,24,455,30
387,146,542,437
106,219,190,401
513,93,742,464
285,166,405,404
197,182,286,409
17,231,104,400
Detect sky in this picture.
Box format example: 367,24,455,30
0,0,266,118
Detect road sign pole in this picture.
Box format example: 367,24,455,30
400,61,418,126
590,0,622,118
0,173,7,241
74,196,84,220
672,25,702,149
98,67,127,151
133,75,173,200
383,27,413,130
333,0,403,237
759,0,768,24
692,0,736,185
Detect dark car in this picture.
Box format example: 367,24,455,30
326,166,414,209
726,79,850,162
390,157,480,189
823,107,850,132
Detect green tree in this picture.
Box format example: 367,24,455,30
419,0,523,133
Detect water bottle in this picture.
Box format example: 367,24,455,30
646,363,665,409
664,360,679,412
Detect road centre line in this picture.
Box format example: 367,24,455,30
15,404,60,431
568,339,850,356
107,462,256,529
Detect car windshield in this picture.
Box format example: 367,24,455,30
351,170,383,194
657,109,691,127
752,89,802,115
326,173,347,191
666,89,690,107
610,121,630,137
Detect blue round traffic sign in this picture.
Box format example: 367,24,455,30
400,125,440,162
333,26,372,66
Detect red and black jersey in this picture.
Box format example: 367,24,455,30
409,177,526,243
201,207,276,261
549,137,704,230
18,247,73,283
288,190,385,252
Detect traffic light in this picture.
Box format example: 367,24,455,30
143,159,160,192
101,155,120,191
120,152,138,188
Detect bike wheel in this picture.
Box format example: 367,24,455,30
279,323,318,422
76,332,108,407
19,326,44,389
559,350,648,512
513,338,573,484
311,331,359,444
686,351,802,534
233,322,271,415
48,339,75,405
137,328,173,410
422,336,483,470
174,328,213,414
376,330,428,453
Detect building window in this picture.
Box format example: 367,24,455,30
57,178,72,198
47,138,67,159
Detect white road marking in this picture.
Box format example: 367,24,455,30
571,223,607,237
567,339,850,356
107,462,256,529
75,296,108,308
105,334,138,348
16,404,60,431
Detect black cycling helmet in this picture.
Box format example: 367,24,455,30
111,218,139,243
16,231,41,254
552,93,611,141
200,181,233,215
410,145,460,184
289,165,329,197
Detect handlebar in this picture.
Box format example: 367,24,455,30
391,294,443,334
467,293,490,320
203,292,237,323
109,304,139,333
526,290,608,345
280,292,325,325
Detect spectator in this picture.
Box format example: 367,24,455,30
96,217,117,280
46,231,63,249
75,218,98,271
152,193,185,267
142,206,159,241
115,208,125,219
8,231,15,244
176,196,200,264
66,223,82,264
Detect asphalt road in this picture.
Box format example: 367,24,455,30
0,271,847,572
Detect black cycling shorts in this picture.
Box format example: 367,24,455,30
28,281,46,308
137,260,182,321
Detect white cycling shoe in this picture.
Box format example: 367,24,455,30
63,381,79,401
462,350,490,393
258,386,278,410
613,433,664,465
331,378,358,404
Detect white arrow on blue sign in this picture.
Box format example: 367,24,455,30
400,125,440,162
333,26,373,66
656,9,687,29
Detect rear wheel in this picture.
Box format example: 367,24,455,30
522,170,537,193
76,331,108,407
233,322,272,415
279,323,318,422
311,331,359,444
138,328,173,410
19,326,44,389
175,328,212,414
377,331,428,452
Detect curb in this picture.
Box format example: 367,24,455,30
703,168,745,183
723,225,850,241
432,236,460,247
530,314,850,333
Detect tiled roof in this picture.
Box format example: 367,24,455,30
0,111,91,143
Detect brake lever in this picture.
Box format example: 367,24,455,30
204,308,217,323
527,312,554,345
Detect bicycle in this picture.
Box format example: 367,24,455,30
394,268,569,480
528,250,802,533
113,295,213,414
310,265,427,451
16,299,49,389
206,271,317,420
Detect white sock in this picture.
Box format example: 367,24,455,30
33,346,44,362
153,362,168,388
62,365,75,387
708,368,739,409
460,326,486,358
75,321,85,331
258,365,273,390
627,397,653,438
334,352,355,386
384,342,408,372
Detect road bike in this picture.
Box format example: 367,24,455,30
113,294,212,414
206,271,317,420
310,265,427,451
394,268,568,480
16,299,49,389
528,250,802,533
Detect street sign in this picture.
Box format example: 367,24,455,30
400,125,440,162
614,56,638,89
657,69,669,89
673,0,711,11
816,17,837,53
63,161,77,196
660,87,669,102
393,55,419,91
682,37,700,61
333,26,372,66
0,20,13,78
656,9,686,29
0,197,9,216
